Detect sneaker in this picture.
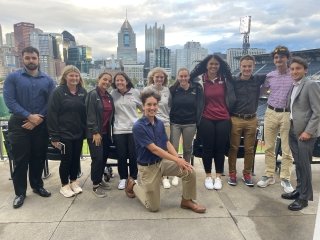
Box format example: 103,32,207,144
281,179,294,193
70,181,83,194
60,184,75,198
162,178,171,189
242,174,254,187
92,186,107,198
228,173,237,186
171,176,179,186
204,177,214,190
100,179,111,190
118,179,126,190
257,176,275,188
213,177,222,190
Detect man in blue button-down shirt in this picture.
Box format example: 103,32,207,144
3,46,55,209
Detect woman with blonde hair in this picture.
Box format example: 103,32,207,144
47,65,87,198
144,67,173,189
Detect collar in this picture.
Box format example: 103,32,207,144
236,73,254,81
293,79,302,86
141,115,159,126
21,68,45,78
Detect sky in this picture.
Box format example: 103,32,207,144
0,0,319,61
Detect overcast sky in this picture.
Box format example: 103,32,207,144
0,0,319,61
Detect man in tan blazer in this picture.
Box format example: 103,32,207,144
281,57,320,211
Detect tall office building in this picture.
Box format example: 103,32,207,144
5,32,15,47
62,30,76,63
175,41,208,76
154,46,170,68
30,30,56,79
227,48,266,72
117,17,137,64
0,24,3,46
14,22,35,66
67,45,92,73
145,22,165,68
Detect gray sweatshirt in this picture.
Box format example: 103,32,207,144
111,88,142,134
144,85,171,126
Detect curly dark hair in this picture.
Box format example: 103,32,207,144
112,71,134,89
190,54,233,81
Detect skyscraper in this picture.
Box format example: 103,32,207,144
5,32,15,47
145,23,165,68
14,22,35,66
175,41,208,76
117,17,137,64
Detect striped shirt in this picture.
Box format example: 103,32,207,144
265,69,293,108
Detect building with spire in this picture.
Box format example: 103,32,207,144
117,15,137,64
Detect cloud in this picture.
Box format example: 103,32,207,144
0,0,319,59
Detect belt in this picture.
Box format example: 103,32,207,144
231,113,256,119
268,105,289,112
138,159,162,166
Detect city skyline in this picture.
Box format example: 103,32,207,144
0,0,319,60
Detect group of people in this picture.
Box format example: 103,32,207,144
3,45,320,213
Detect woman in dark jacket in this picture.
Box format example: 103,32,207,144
86,72,114,198
169,68,204,187
190,54,236,190
47,65,87,198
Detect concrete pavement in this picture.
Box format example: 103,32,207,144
0,155,319,240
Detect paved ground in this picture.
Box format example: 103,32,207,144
0,155,319,240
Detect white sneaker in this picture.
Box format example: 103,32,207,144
257,176,275,188
171,176,179,186
118,179,126,190
204,177,214,190
70,181,83,194
162,178,171,189
213,177,222,190
60,184,75,198
281,179,294,193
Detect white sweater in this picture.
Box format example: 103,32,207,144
111,88,142,134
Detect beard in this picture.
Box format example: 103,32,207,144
24,63,39,71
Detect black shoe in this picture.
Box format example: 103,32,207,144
33,187,51,197
288,199,308,211
13,195,25,209
281,190,299,200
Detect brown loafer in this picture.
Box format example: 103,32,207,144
125,177,136,198
180,199,206,213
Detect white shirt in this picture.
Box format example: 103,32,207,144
290,80,301,119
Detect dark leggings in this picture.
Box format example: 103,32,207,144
59,138,83,185
88,134,111,185
113,133,138,179
198,118,230,174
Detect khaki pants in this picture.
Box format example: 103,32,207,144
133,159,196,212
264,108,292,179
228,116,257,175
